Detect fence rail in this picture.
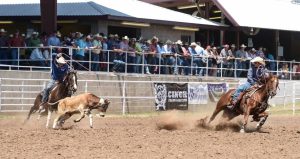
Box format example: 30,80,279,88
0,46,299,80
0,78,299,115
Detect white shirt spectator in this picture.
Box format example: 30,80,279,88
30,48,46,60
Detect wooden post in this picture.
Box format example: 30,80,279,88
275,30,279,58
40,0,57,35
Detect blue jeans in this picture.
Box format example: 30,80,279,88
42,79,56,103
164,56,176,74
11,48,19,65
0,48,8,65
134,55,142,73
236,61,246,77
232,82,252,101
91,53,100,71
192,57,204,75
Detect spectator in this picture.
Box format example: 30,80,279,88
174,40,190,75
220,44,230,77
188,42,205,76
162,40,176,74
235,44,247,77
91,34,102,71
227,44,236,77
28,32,41,48
280,63,290,79
127,38,136,73
133,37,143,73
47,31,61,49
0,28,9,65
8,31,25,66
112,35,129,73
210,47,220,76
101,36,108,71
141,39,151,74
73,32,87,70
148,36,158,74
265,49,276,74
30,44,48,67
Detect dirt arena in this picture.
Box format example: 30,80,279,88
0,111,299,159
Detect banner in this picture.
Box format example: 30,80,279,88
188,83,208,104
154,83,188,110
207,83,228,102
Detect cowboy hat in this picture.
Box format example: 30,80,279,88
231,44,236,48
56,56,66,64
240,44,247,48
250,57,265,66
190,42,197,47
122,36,129,40
94,33,101,38
166,40,172,45
175,40,183,45
0,28,6,32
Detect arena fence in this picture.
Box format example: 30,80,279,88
0,78,298,115
0,46,299,80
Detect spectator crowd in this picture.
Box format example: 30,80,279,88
0,28,299,79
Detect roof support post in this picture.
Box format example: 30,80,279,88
275,30,280,58
40,0,57,35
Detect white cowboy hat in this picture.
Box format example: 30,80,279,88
251,57,265,66
122,36,129,40
190,42,197,47
175,40,183,45
56,56,66,64
39,43,44,47
0,28,6,32
240,44,247,48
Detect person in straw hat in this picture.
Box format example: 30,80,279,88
229,56,268,110
0,28,9,65
235,44,247,77
39,52,70,112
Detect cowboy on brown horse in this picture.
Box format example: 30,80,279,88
39,52,74,112
229,57,268,110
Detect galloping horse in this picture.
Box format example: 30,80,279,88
208,74,279,133
25,70,78,127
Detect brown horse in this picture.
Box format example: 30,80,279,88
25,70,78,128
208,74,279,133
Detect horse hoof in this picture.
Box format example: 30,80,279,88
90,126,93,129
240,129,245,133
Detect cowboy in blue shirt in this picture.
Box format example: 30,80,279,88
230,57,267,109
39,53,69,110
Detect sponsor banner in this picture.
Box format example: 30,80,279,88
154,83,188,110
188,83,208,104
207,83,228,102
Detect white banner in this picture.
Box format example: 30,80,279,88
188,83,208,104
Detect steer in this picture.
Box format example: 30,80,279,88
52,93,110,129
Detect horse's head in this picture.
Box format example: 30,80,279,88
266,74,279,97
63,70,78,93
98,98,110,117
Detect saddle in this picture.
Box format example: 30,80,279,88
230,84,262,109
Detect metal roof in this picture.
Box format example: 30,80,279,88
213,0,300,32
0,0,226,28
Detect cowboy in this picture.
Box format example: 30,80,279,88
39,53,70,111
229,57,268,109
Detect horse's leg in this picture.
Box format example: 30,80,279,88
46,107,52,128
256,112,269,130
240,106,251,133
209,108,223,124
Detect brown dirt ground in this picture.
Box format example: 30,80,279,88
0,111,299,159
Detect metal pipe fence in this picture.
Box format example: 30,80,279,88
0,46,300,80
0,78,298,115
